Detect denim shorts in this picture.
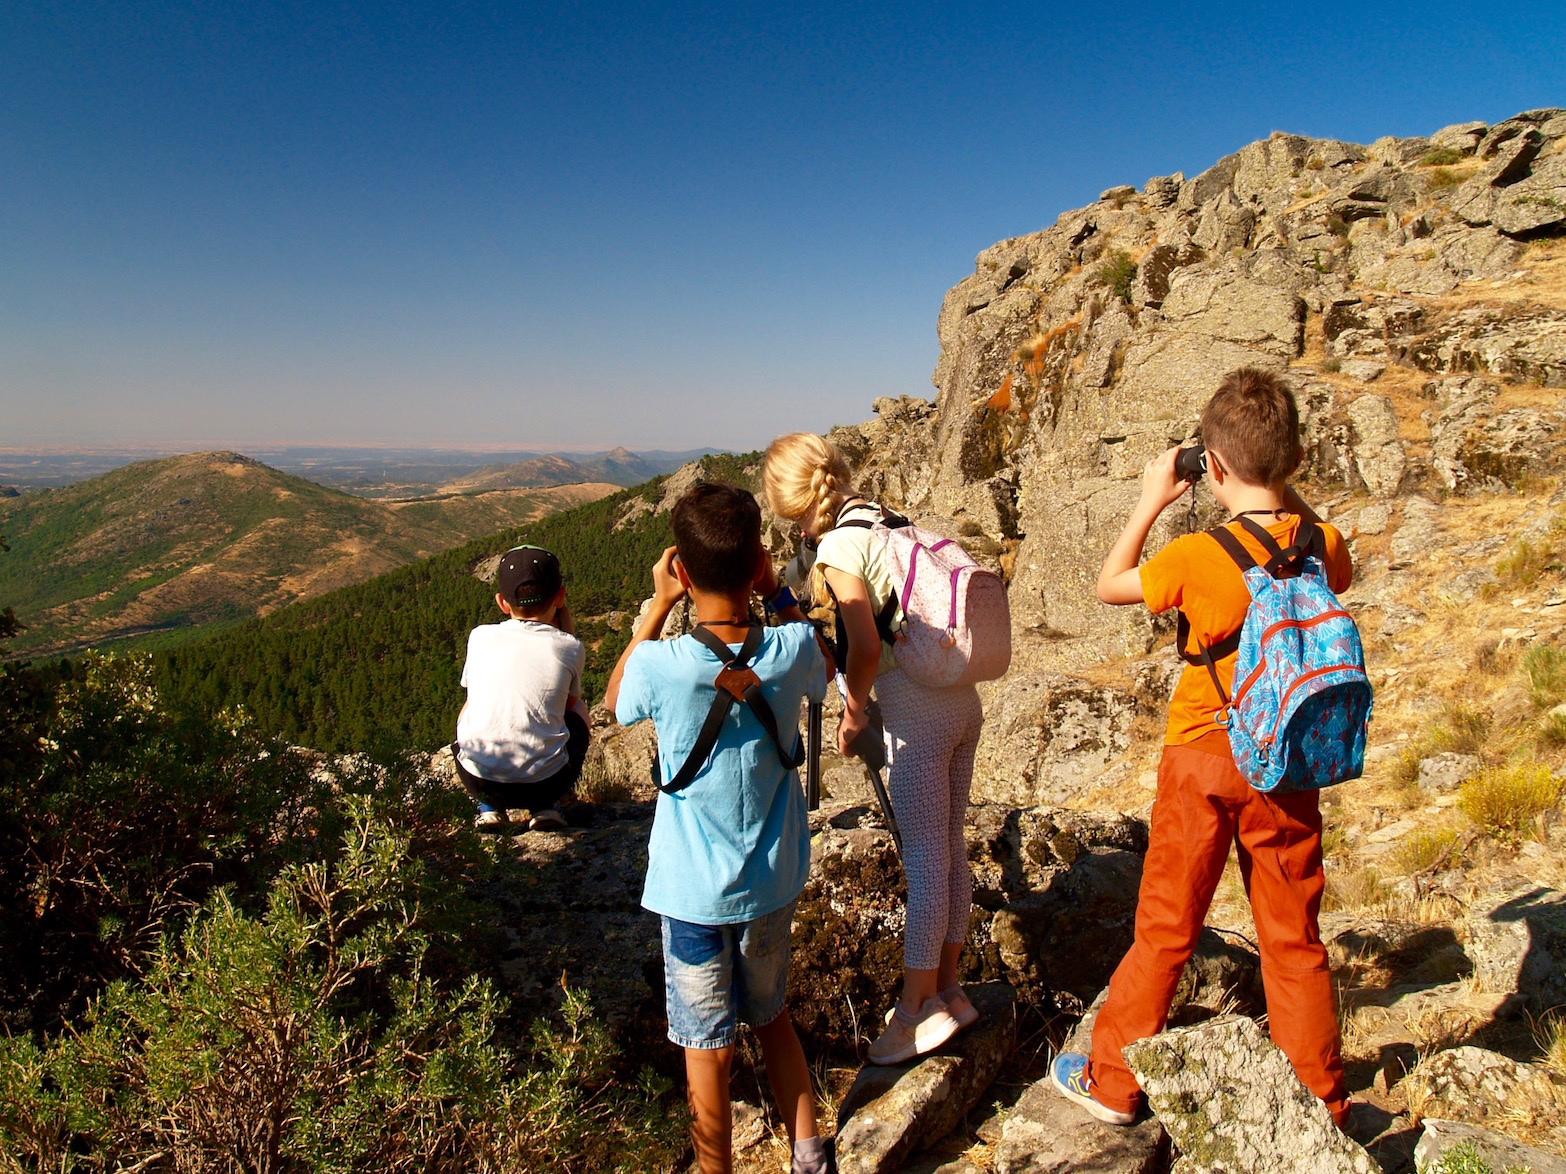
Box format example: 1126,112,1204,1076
660,899,797,1050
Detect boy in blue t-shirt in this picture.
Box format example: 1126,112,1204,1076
604,482,834,1174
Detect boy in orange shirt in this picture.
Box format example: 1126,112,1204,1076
1051,367,1353,1127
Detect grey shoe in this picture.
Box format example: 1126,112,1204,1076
528,808,568,831
474,810,510,834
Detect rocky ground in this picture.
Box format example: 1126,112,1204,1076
457,109,1566,1172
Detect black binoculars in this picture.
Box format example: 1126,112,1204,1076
1175,444,1208,482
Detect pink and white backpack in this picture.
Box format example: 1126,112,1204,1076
834,507,1012,688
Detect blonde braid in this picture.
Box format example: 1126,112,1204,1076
811,466,843,533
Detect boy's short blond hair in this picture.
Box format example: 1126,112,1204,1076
1199,367,1302,486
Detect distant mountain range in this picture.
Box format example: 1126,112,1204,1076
0,446,718,495
0,452,617,655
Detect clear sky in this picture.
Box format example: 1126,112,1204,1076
3,2,1563,453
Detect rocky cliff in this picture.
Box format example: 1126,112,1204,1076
495,110,1566,1172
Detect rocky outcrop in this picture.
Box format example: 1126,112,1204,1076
1122,1016,1377,1173
836,984,1017,1174
994,991,1169,1173
1463,885,1566,1012
1414,1118,1566,1174
896,108,1566,688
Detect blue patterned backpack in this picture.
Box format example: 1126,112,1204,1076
1179,517,1373,793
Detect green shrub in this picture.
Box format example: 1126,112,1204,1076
1430,1140,1494,1174
1523,645,1566,711
0,802,687,1173
1539,711,1566,750
1095,249,1138,303
1460,763,1563,840
1428,167,1462,191
1420,147,1466,167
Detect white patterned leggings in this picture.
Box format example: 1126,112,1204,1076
876,669,985,971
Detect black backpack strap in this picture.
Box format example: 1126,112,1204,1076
1174,523,1258,706
1235,515,1319,579
659,623,804,795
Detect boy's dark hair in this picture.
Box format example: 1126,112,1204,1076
671,482,762,594
1199,367,1302,486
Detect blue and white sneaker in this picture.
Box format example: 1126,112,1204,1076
1050,1051,1135,1126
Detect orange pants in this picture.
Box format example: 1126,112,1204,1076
1088,733,1348,1124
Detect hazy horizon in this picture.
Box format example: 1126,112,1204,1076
4,3,1563,453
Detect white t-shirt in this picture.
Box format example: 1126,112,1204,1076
456,619,586,782
814,501,901,675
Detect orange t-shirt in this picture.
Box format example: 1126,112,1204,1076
1140,516,1353,745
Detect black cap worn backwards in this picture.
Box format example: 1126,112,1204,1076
496,545,562,607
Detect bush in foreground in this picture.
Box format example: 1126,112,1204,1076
0,800,687,1173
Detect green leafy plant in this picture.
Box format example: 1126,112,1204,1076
0,802,687,1173
1095,249,1138,303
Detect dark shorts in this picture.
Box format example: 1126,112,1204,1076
452,709,590,811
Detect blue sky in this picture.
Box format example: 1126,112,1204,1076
2,2,1563,453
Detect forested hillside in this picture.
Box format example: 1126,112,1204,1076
152,468,711,752
0,452,617,656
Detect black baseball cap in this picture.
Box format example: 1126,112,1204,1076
496,545,562,607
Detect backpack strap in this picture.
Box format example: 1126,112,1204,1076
1174,524,1258,708
821,504,904,652
659,622,806,795
1235,515,1321,579
1176,517,1325,709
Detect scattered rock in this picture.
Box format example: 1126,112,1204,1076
1122,1015,1376,1173
1413,1118,1566,1174
1404,1046,1565,1130
1339,360,1385,383
1416,753,1481,794
1355,502,1391,536
1463,885,1566,1012
836,984,1017,1174
994,991,1168,1173
1347,395,1407,497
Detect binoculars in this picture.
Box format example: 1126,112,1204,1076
1175,444,1208,482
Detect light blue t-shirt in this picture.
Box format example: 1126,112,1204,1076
616,622,827,925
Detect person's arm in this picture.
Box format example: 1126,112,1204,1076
823,567,879,755
1097,446,1190,606
603,547,684,714
1281,484,1322,526
756,555,836,677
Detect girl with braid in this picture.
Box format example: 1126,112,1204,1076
763,433,984,1065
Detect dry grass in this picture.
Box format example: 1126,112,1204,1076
1534,1010,1566,1079
1523,645,1566,711
1459,763,1564,840
1390,827,1464,875
1324,862,1389,912
575,757,634,803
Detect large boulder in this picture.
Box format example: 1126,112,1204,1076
835,984,1017,1174
1403,1046,1565,1133
1414,1118,1566,1174
1464,885,1566,1012
971,671,1139,807
1122,1015,1377,1174
994,991,1169,1173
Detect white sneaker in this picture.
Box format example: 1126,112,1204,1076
528,808,567,831
474,810,510,834
940,984,981,1029
868,997,961,1065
